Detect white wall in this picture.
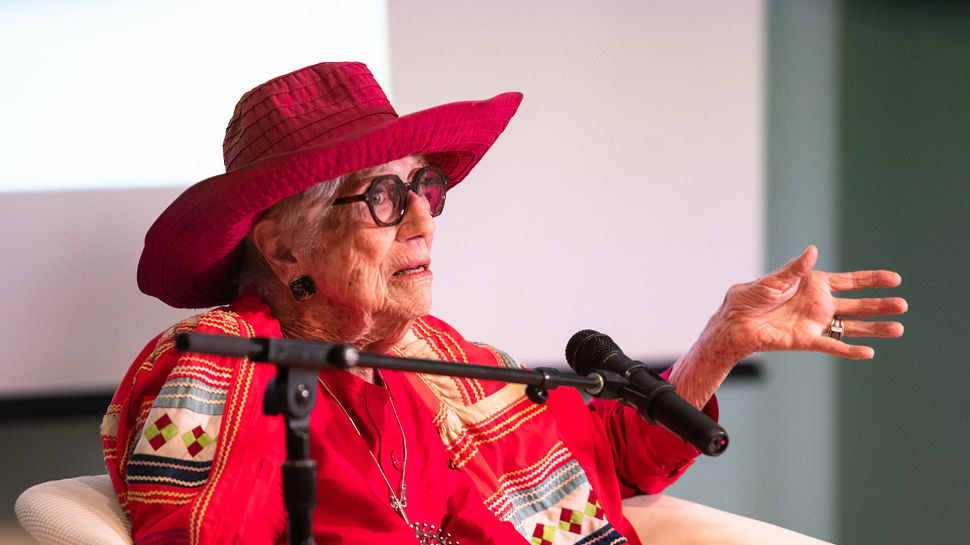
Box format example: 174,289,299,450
1,188,187,394
0,0,391,192
0,0,391,395
390,0,765,366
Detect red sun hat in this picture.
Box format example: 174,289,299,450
137,62,523,309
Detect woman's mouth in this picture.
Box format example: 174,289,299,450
393,264,429,277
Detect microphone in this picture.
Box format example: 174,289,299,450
565,329,728,456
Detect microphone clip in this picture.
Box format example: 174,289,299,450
585,368,674,426
525,367,560,404
583,370,629,400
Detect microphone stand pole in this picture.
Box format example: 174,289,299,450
263,365,318,545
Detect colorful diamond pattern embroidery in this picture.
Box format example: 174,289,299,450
144,413,178,450
558,508,584,534
583,490,604,519
552,490,607,536
144,412,216,456
531,523,556,545
182,425,216,457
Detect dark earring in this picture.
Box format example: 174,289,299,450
289,275,316,301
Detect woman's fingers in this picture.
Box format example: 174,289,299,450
816,337,877,359
826,270,903,292
839,319,905,339
834,296,909,318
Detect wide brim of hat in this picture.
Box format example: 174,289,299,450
138,91,523,309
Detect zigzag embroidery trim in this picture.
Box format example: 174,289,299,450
435,388,551,470
442,394,548,469
197,311,244,336
171,361,234,383
412,319,484,404
128,453,211,488
573,523,627,545
155,378,229,415
125,490,195,506
405,326,475,407
463,401,546,446
485,443,573,511
504,461,589,527
155,392,224,407
160,379,228,396
128,475,209,488
467,394,536,434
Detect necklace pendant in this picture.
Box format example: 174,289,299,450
390,493,410,526
398,484,407,508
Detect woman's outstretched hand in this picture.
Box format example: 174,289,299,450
669,245,907,408
710,245,906,360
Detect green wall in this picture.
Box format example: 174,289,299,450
763,0,840,538
1,417,107,527
836,2,970,543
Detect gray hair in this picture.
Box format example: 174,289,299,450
235,174,349,301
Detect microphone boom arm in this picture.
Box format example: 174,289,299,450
177,332,728,457
177,331,605,400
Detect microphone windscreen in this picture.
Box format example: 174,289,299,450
565,329,617,375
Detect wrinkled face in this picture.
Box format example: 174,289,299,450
303,155,437,344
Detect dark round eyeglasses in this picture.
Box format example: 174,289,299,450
332,166,450,227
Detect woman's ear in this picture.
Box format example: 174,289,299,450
251,217,302,286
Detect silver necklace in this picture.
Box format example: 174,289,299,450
318,372,409,524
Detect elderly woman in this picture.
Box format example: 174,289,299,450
103,62,906,545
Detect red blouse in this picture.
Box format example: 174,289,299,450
102,295,524,545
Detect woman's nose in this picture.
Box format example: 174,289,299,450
397,191,436,239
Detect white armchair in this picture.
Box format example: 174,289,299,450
15,475,833,545
15,475,132,545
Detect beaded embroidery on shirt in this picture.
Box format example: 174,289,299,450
413,522,459,545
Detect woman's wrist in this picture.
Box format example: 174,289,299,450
668,318,748,408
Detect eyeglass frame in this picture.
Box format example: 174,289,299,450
331,165,450,227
